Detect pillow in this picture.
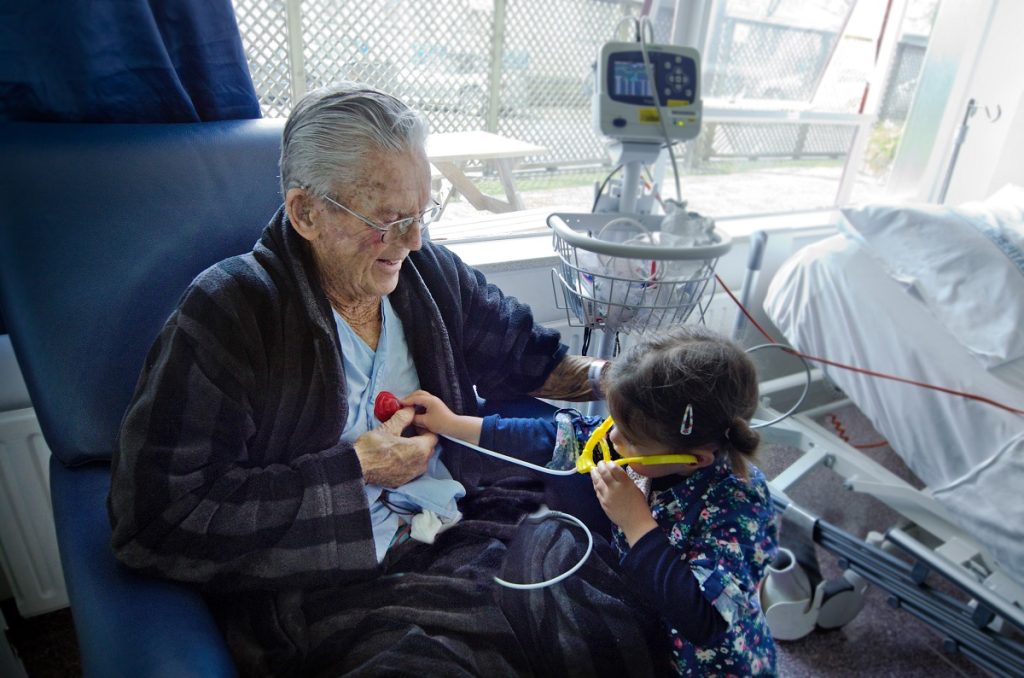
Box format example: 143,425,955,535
838,184,1024,368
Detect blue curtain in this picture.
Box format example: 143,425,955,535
0,0,261,122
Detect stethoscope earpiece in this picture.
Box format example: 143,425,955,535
578,416,699,472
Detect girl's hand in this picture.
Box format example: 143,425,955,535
402,390,455,433
402,390,483,444
591,461,657,547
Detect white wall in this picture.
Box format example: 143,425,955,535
943,0,1024,204
890,0,1024,204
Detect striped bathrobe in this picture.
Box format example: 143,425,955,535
109,209,663,676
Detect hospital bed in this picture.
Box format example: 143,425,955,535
758,191,1024,673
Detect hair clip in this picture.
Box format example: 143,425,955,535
680,403,694,435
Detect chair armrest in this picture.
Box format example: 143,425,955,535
50,459,236,677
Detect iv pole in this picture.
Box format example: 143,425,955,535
937,98,1001,204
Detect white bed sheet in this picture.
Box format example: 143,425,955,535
764,234,1024,583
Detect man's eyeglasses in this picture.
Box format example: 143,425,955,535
320,193,441,243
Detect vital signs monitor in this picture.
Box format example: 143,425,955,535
594,41,702,143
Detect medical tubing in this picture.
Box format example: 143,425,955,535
591,164,624,212
438,433,577,476
829,414,888,449
715,273,1024,417
492,510,595,590
638,15,682,202
614,15,640,42
594,216,653,272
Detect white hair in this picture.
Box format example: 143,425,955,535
279,82,429,199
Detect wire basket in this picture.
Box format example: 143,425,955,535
549,212,732,333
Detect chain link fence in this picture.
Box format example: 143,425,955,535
879,35,926,123
234,1,292,119
235,0,637,169
701,122,855,160
705,16,833,102
232,0,929,219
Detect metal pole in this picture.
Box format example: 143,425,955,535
732,230,766,341
285,0,306,103
586,329,617,417
486,0,507,134
937,99,976,204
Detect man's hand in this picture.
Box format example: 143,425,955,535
353,406,438,488
591,461,658,547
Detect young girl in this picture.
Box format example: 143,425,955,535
403,325,778,676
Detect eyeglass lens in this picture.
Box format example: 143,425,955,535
384,203,440,240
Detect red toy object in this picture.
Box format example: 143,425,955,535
374,390,402,422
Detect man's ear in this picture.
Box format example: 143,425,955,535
285,187,318,241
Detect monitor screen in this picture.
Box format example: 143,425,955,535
612,61,651,98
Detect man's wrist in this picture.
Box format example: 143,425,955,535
588,359,609,400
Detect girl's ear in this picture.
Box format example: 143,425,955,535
689,446,717,469
286,188,319,241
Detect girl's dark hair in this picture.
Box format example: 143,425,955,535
604,325,761,479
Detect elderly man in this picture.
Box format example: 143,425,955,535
109,83,662,676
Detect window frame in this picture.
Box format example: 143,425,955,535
236,0,958,244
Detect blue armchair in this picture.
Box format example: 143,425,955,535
0,119,284,676
0,119,604,676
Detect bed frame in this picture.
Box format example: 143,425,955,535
753,353,1024,675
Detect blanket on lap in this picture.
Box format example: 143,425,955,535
219,478,664,677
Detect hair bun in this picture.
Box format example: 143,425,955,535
727,417,760,455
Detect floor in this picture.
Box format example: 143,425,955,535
1,405,1006,677
757,405,992,677
3,601,79,677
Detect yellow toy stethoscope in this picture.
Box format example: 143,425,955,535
575,416,698,473
435,414,699,477
487,416,698,590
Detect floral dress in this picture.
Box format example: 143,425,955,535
486,408,779,676
612,456,778,676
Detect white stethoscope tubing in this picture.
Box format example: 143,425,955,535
492,510,594,591
436,433,593,589
438,433,578,476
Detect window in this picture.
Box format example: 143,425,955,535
848,0,939,203
689,0,941,215
233,0,941,241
